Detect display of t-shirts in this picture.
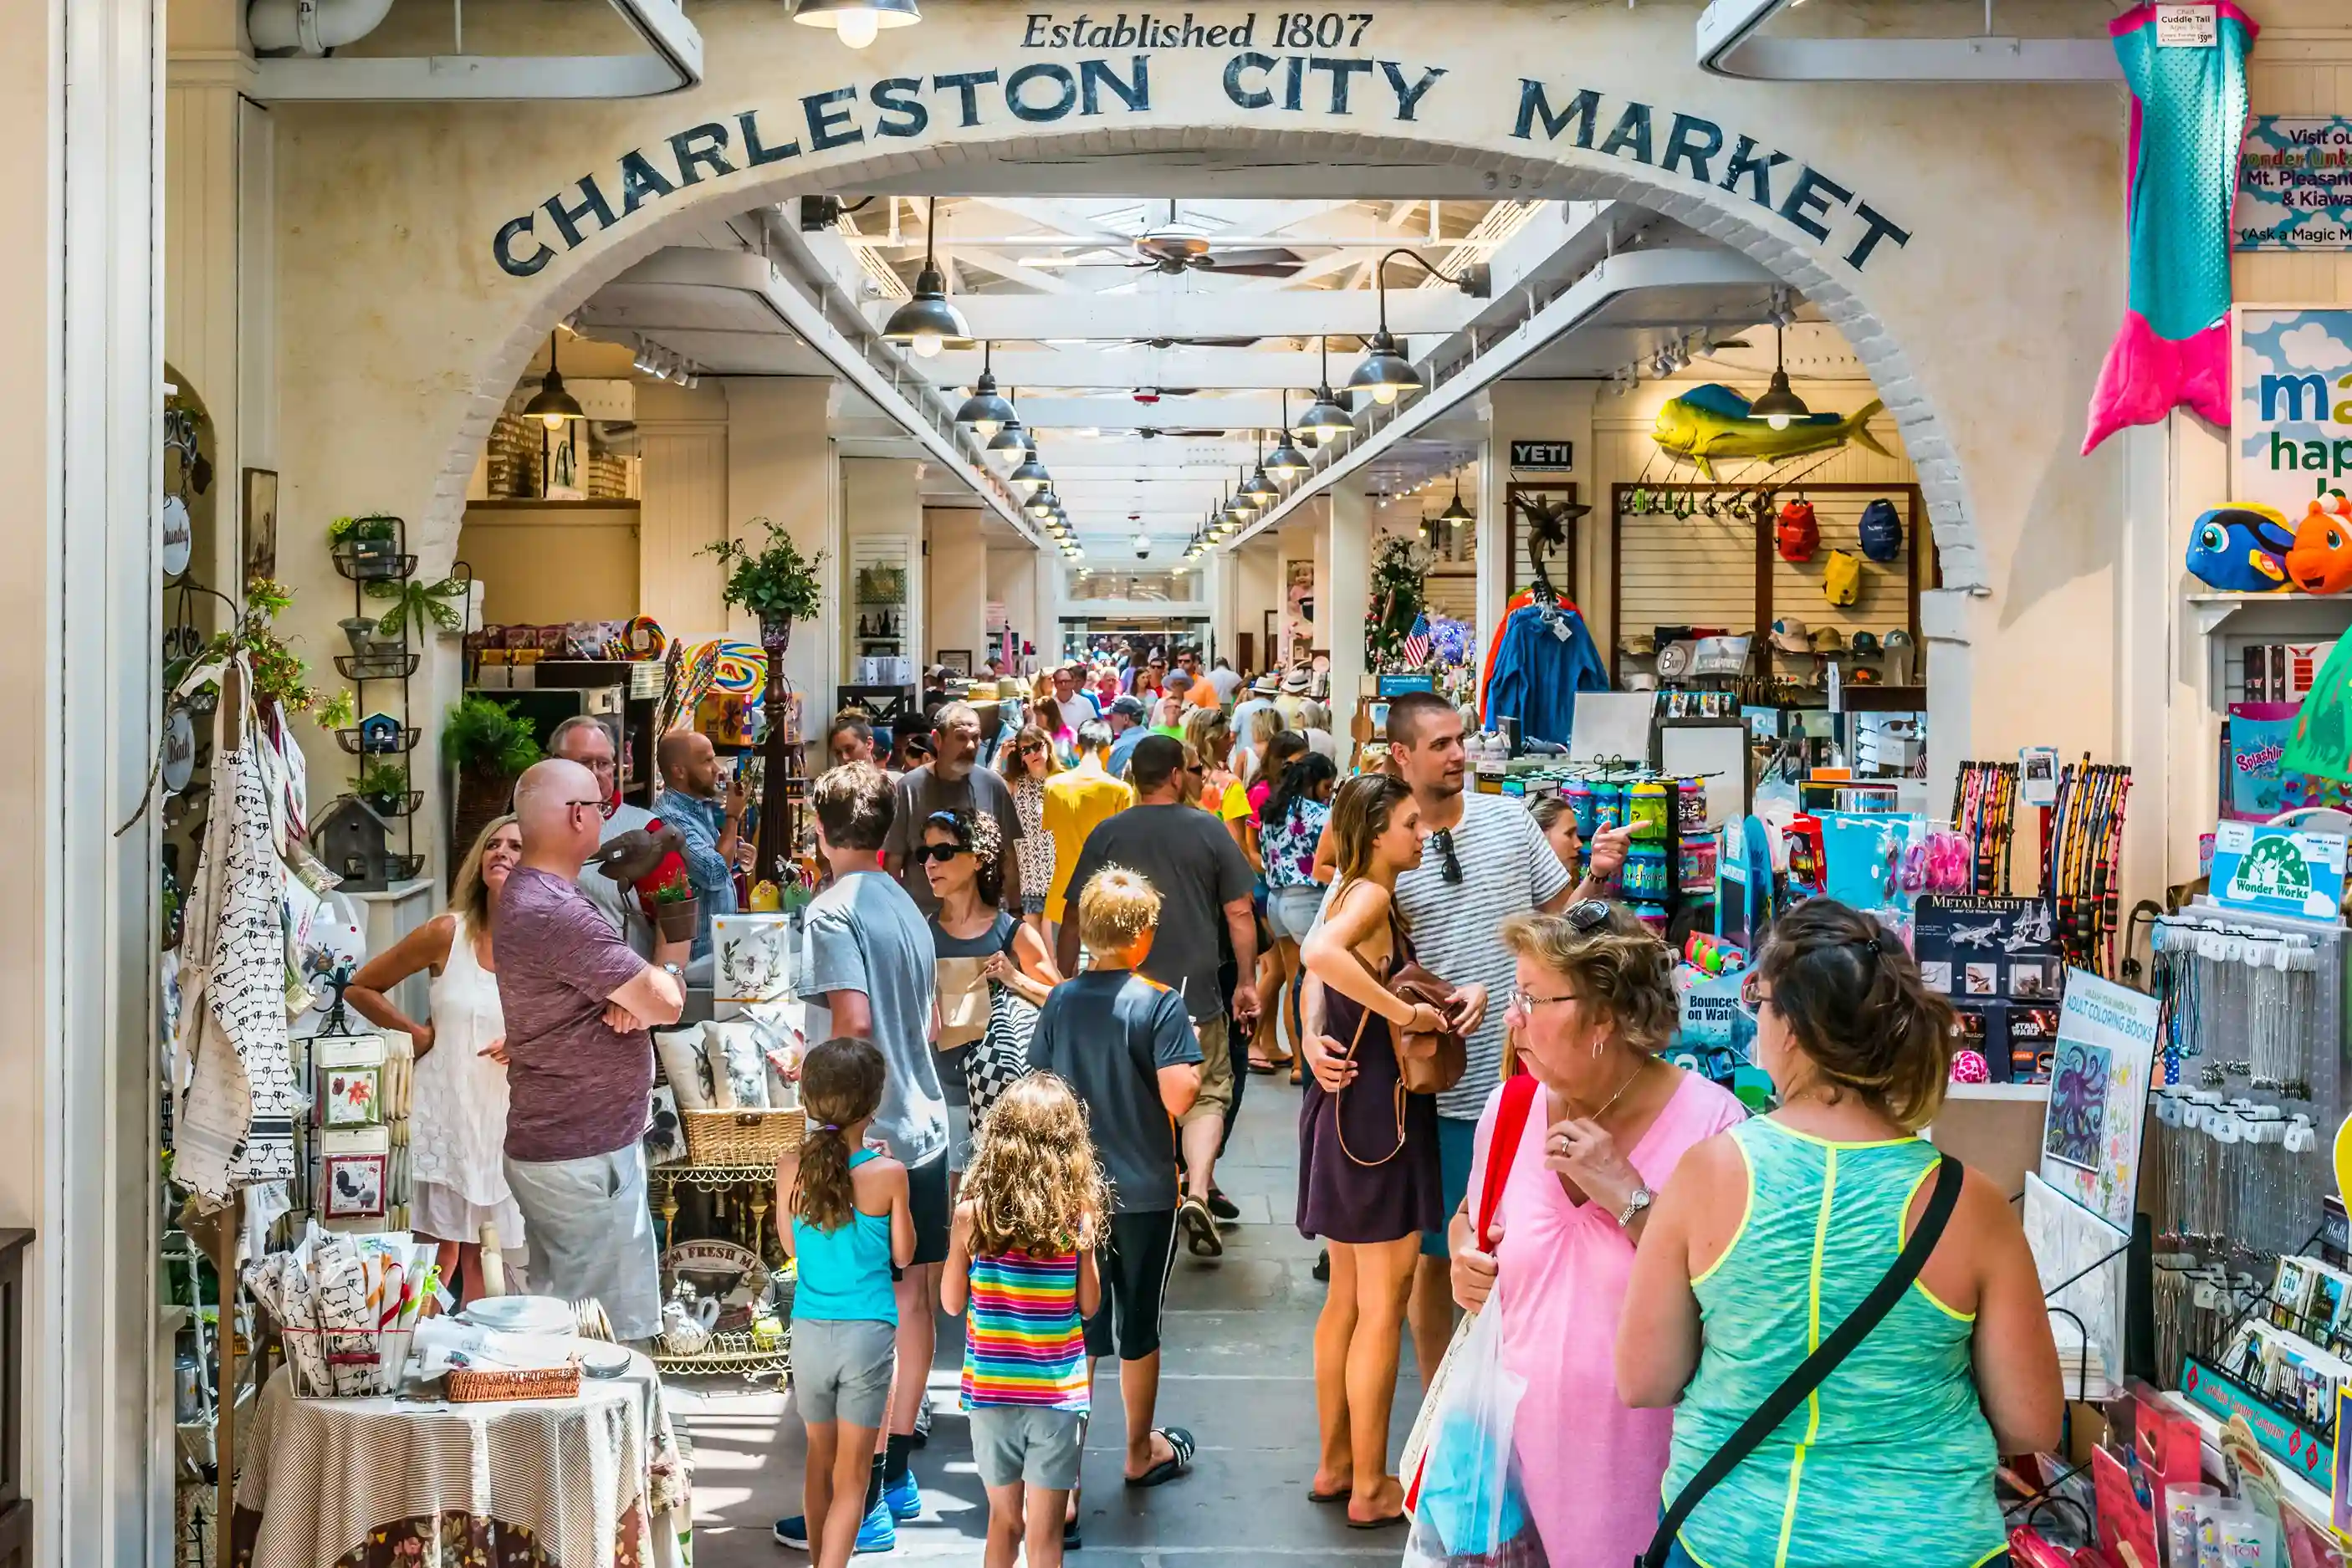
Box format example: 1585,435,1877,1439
1484,600,1610,748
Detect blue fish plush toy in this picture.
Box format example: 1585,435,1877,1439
2186,505,2294,593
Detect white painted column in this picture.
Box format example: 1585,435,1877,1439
1474,437,1507,659
1328,480,1372,752
843,458,926,690
1207,548,1239,666
722,378,837,707
1032,548,1063,668
926,509,989,667
638,380,732,640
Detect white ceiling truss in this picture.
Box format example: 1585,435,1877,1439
554,189,1828,558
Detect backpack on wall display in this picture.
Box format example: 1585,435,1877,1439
1823,550,1864,606
1776,501,1819,563
1859,498,1903,561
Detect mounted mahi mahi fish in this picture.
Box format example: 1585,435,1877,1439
1651,384,1890,480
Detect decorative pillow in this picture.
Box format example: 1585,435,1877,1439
643,1085,688,1167
653,1027,715,1111
703,1019,771,1111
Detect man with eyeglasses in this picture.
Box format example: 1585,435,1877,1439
494,758,686,1345
882,702,1025,921
546,715,667,962
1301,691,1630,1382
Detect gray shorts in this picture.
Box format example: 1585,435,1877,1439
1265,883,1323,944
969,1404,1087,1491
502,1145,662,1342
790,1318,897,1428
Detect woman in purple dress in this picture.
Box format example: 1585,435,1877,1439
1297,773,1448,1528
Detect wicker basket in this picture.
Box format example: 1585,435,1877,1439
446,1364,581,1403
681,1107,805,1167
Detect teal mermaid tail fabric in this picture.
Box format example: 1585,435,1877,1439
2083,3,2257,454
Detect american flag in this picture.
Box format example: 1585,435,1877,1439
1401,614,1432,667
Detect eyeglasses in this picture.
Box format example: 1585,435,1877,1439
913,842,969,865
1736,971,1772,1019
1506,987,1580,1014
563,798,606,814
1429,828,1464,885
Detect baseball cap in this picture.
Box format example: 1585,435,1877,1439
1655,640,1696,681
1109,694,1148,720
1849,631,1882,657
1621,632,1658,656
1809,626,1847,653
1884,627,1915,649
1769,617,1811,653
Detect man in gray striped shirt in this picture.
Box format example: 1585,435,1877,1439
1301,692,1627,1382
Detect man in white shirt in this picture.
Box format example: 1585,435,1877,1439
1205,656,1244,706
1052,665,1101,725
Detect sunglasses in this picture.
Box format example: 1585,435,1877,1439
1429,827,1464,885
1736,971,1772,1019
913,842,969,865
1563,898,1612,932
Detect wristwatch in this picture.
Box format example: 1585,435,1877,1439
1616,1186,1654,1228
661,962,683,980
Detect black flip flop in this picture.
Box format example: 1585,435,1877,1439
1346,1512,1409,1530
1246,1056,1281,1075
1063,1518,1082,1550
1306,1484,1348,1504
1123,1426,1196,1489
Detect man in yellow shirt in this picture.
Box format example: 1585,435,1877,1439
1041,718,1135,929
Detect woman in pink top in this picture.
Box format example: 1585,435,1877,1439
1448,901,1746,1565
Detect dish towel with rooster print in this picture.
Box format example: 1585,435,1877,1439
176,702,298,1206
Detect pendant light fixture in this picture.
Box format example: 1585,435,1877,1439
1347,248,1432,406
1025,482,1061,519
954,343,1016,438
882,198,973,359
1297,337,1357,447
1266,391,1311,478
790,0,920,51
1439,470,1475,525
985,392,1028,461
1748,319,1811,432
1240,435,1279,507
1008,436,1051,495
524,330,586,429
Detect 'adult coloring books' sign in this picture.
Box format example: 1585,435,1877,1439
2038,971,2160,1232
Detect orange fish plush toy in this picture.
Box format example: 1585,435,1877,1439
2288,491,2352,595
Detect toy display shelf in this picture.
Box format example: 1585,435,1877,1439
2186,590,2352,637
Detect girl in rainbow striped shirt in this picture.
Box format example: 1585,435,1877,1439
943,1074,1106,1568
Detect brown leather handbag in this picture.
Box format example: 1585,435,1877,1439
1333,953,1466,1167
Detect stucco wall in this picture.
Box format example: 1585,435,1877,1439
263,0,2130,871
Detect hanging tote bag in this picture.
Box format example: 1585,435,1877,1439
1635,1152,1964,1568
1397,1074,1548,1568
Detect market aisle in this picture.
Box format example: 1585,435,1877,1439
668,1071,1424,1565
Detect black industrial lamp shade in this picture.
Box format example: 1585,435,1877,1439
1240,467,1278,506
1749,368,1811,430
1297,385,1355,444
791,0,921,50
1439,478,1475,525
1009,447,1051,490
1025,483,1061,518
882,266,974,356
955,367,1016,437
1266,432,1311,478
524,332,585,428
1347,327,1423,405
985,415,1028,457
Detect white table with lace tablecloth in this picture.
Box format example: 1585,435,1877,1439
230,1352,691,1568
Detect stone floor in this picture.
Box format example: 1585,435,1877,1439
668,1069,1425,1566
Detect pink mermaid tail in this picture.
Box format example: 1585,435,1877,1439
2080,311,2232,456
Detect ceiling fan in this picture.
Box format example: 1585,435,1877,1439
1038,202,1305,278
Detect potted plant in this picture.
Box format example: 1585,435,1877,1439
328,514,406,580
647,874,701,944
703,517,826,647
442,694,542,861
356,758,412,816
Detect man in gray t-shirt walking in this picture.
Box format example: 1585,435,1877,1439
802,763,943,1512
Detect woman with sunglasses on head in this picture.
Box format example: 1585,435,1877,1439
1251,747,1332,1080
1296,774,1449,1529
1443,900,1746,1565
921,811,1062,1170
1616,899,2060,1568
996,724,1059,940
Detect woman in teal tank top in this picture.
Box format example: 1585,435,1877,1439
1618,901,2062,1568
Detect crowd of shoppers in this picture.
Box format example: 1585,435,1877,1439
355,636,2063,1568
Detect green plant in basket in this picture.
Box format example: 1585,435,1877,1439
327,514,399,544
704,517,826,628
442,695,543,776
356,759,411,812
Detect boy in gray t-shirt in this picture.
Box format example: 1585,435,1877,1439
800,764,946,1520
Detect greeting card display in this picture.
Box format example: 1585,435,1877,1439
2037,971,2160,1232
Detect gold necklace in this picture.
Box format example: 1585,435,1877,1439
1572,1056,1650,1123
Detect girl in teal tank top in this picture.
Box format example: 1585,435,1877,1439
1618,901,2063,1568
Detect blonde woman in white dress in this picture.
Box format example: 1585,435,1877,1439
347,815,526,1301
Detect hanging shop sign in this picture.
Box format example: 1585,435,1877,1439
2209,818,2348,921
161,706,197,796
2232,308,2352,513
2235,118,2352,251
1507,441,1573,472
161,493,192,580
488,22,1910,284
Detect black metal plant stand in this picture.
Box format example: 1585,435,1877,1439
332,515,426,882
